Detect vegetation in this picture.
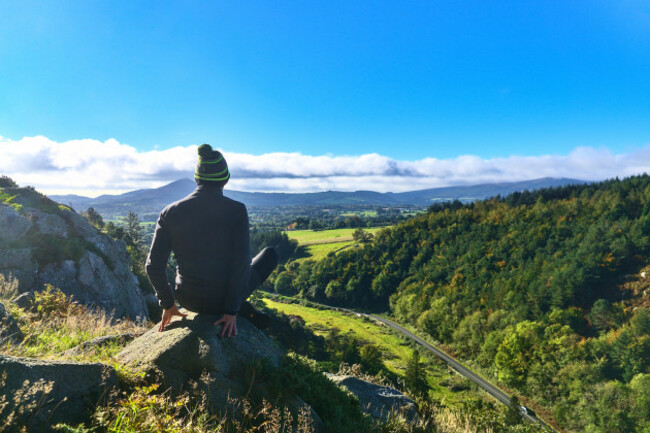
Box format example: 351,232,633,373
279,175,650,432
261,296,547,432
1,285,147,361
81,207,104,229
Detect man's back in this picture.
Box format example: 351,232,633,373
146,183,251,315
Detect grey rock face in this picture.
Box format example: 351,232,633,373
117,312,284,414
0,302,24,343
325,374,417,422
0,248,37,295
0,203,32,243
0,354,118,433
28,210,68,238
0,189,149,320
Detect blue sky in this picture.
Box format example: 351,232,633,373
1,1,650,194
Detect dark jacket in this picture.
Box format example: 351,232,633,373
145,184,251,314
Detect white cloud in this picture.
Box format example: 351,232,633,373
0,134,648,196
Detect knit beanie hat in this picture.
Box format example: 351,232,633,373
194,144,230,185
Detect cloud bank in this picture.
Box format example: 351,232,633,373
0,135,648,197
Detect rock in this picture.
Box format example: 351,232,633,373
28,210,68,238
0,203,33,243
1,186,150,320
37,250,148,320
0,354,119,433
11,291,35,310
0,302,23,343
61,332,140,357
61,208,100,240
117,312,284,414
0,248,36,296
325,374,417,422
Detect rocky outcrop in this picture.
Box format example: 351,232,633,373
0,302,23,344
325,373,417,422
117,312,323,430
0,354,119,433
0,188,148,320
117,312,283,407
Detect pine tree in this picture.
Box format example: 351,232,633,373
124,211,143,246
405,348,429,398
82,207,105,229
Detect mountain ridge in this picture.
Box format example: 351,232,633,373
51,177,587,218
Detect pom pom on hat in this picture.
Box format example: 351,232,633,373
197,143,214,158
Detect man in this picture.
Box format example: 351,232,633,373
145,144,278,336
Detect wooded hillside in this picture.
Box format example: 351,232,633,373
277,175,650,432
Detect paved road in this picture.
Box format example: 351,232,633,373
367,315,542,425
311,302,552,430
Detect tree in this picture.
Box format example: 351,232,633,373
274,271,295,295
405,349,429,398
352,227,372,244
505,395,523,425
360,344,384,375
589,299,623,332
0,175,18,188
82,207,105,229
123,211,144,246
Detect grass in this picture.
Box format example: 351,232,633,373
286,227,387,261
261,296,483,408
1,285,149,360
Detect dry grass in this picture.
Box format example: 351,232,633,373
1,285,149,360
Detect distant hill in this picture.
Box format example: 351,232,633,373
51,177,586,219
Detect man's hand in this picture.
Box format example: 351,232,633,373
158,304,188,332
214,314,237,337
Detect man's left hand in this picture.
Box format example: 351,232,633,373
214,314,238,337
158,304,188,332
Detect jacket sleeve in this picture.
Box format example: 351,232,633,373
223,204,252,315
145,211,175,310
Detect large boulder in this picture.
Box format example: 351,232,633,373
28,210,68,238
325,373,417,422
0,203,32,243
117,312,284,413
0,187,149,320
0,302,23,344
0,354,119,432
0,248,37,296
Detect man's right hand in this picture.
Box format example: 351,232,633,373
214,314,238,337
158,304,188,332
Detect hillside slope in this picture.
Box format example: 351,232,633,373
277,175,650,433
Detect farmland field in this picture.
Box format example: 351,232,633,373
286,227,388,261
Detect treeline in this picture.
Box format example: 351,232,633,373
271,175,650,433
249,204,420,231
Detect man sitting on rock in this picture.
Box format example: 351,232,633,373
146,144,278,337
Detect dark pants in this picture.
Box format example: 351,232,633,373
175,247,276,315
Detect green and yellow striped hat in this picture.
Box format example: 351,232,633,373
195,144,230,184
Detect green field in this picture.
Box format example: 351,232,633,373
286,227,388,261
262,296,482,407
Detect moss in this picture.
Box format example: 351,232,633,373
0,191,23,213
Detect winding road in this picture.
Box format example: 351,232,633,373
309,301,554,430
